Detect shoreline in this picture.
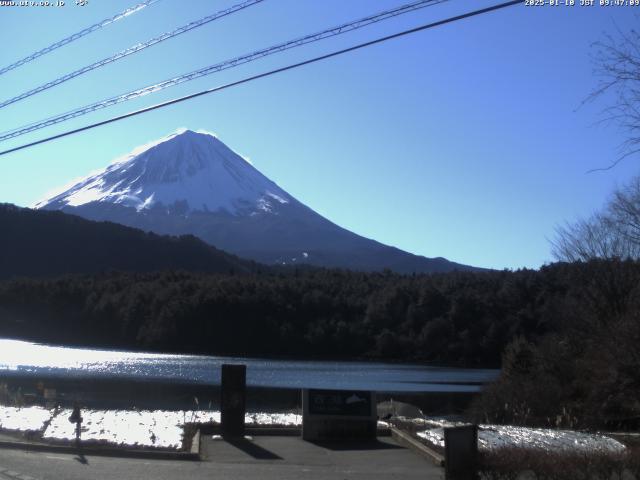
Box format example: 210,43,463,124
0,335,501,370
0,373,479,415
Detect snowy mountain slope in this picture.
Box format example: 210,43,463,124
36,129,475,273
37,129,290,216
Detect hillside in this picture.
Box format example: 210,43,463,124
0,203,255,279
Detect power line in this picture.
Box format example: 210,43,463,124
0,0,448,142
0,0,163,77
0,0,265,110
0,0,523,158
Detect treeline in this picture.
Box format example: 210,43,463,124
0,259,635,368
470,259,640,430
0,266,540,365
2,259,640,427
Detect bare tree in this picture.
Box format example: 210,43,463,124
552,24,640,260
551,177,640,261
609,176,640,243
587,23,640,171
552,212,624,262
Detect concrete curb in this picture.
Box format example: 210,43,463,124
0,426,393,460
191,430,200,455
0,436,200,461
390,427,444,467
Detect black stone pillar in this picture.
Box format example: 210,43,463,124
220,364,246,437
444,424,478,480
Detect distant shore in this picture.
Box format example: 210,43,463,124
0,372,478,415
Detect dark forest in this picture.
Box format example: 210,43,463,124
1,259,639,428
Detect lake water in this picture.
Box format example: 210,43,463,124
0,339,499,392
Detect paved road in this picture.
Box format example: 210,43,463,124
0,436,443,480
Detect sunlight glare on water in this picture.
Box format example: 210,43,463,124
0,338,499,392
0,339,188,377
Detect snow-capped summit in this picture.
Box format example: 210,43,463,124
37,129,290,215
37,129,475,273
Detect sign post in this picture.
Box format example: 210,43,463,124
302,389,376,441
69,403,83,447
220,364,246,438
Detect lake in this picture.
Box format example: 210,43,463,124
0,338,499,393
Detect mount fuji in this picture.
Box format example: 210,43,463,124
36,129,473,273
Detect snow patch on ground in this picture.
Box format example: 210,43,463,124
43,409,196,449
0,406,51,432
416,423,626,453
265,192,288,204
245,412,300,426
0,406,301,450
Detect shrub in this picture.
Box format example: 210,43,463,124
479,447,636,480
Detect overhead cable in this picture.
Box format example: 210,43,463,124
0,0,524,158
0,0,447,142
0,0,163,77
0,0,265,109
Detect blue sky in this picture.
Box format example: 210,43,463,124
0,0,637,270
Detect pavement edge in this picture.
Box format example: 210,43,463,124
390,426,444,467
0,437,200,461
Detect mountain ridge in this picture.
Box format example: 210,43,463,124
0,203,256,279
36,129,478,273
